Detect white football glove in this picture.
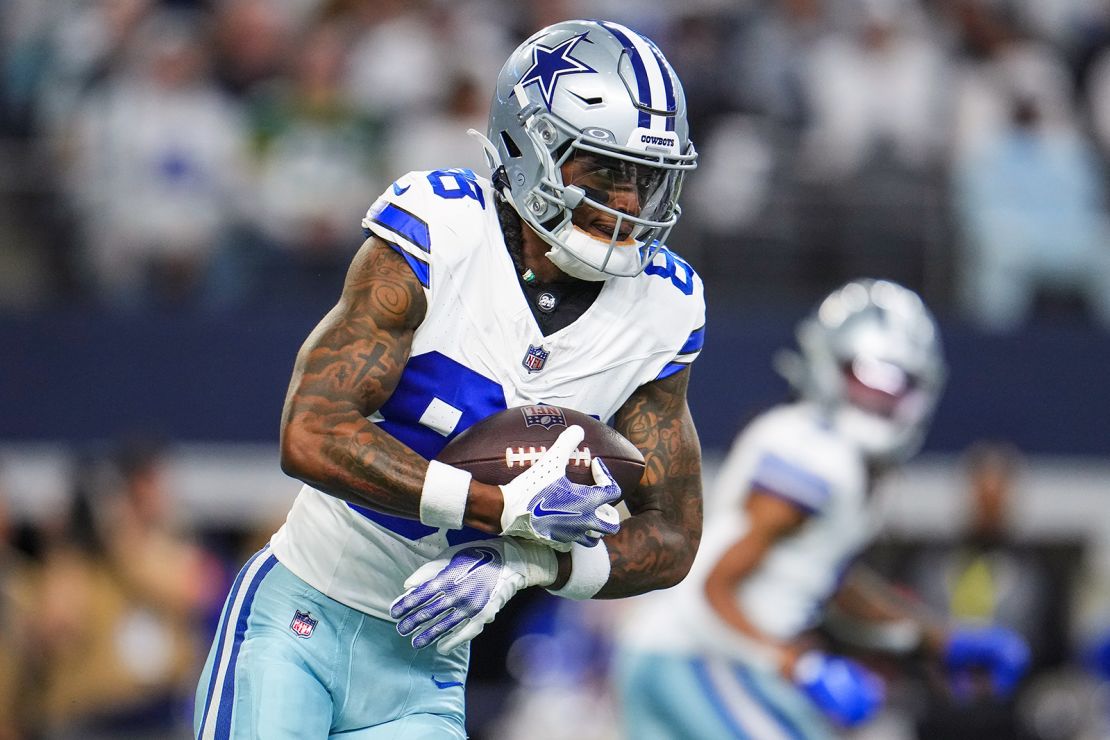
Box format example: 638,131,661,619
389,537,557,654
498,425,621,551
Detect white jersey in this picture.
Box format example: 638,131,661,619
270,168,705,620
620,403,880,663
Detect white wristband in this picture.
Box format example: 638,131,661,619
419,460,472,530
546,540,610,600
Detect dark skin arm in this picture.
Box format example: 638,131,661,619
829,564,948,657
279,236,505,531
548,367,703,596
704,490,811,675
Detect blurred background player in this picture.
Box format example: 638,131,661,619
194,18,705,740
613,279,1029,739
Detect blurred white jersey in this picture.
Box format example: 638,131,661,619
620,402,880,663
270,168,705,620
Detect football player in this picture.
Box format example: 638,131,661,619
194,19,704,739
613,280,1030,739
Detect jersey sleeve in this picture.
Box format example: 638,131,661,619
656,322,705,380
744,410,856,516
360,172,433,289
749,450,833,514
652,248,706,381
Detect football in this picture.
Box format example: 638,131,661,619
436,405,645,496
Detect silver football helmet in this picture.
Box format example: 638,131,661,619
476,19,697,281
778,280,947,463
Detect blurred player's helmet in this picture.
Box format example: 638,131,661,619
779,280,947,463
480,19,697,280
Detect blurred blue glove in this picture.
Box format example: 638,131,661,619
1081,630,1110,682
793,651,885,727
944,625,1030,698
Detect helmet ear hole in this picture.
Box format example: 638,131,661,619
499,131,522,159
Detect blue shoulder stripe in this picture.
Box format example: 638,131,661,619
385,242,430,288
680,325,706,355
371,202,431,252
655,360,689,381
751,452,831,512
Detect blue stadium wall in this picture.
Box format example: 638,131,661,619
2,309,1107,455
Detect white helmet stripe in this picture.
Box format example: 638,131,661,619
599,21,670,131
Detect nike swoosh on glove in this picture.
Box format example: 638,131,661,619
498,425,621,551
389,537,557,654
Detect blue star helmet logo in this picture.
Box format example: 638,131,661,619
519,33,597,110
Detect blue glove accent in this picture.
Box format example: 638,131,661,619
944,625,1030,698
793,651,885,727
1081,630,1110,681
525,458,621,547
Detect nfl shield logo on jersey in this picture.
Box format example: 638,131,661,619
522,345,549,374
522,405,567,429
290,610,318,638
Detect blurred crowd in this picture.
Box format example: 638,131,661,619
0,439,239,739
4,0,1110,328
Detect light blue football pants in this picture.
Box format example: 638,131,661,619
613,648,834,740
194,546,468,739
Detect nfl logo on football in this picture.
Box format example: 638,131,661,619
522,344,549,374
523,405,567,429
290,610,318,638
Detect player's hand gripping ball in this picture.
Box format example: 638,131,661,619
437,405,644,548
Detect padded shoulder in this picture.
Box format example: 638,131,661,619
742,404,865,513
638,246,706,381
360,168,493,288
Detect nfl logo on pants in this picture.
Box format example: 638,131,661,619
290,610,318,638
522,344,549,373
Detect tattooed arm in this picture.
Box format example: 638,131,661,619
550,367,703,597
279,236,504,531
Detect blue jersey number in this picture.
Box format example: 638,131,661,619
644,248,695,295
350,351,506,544
427,169,485,209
